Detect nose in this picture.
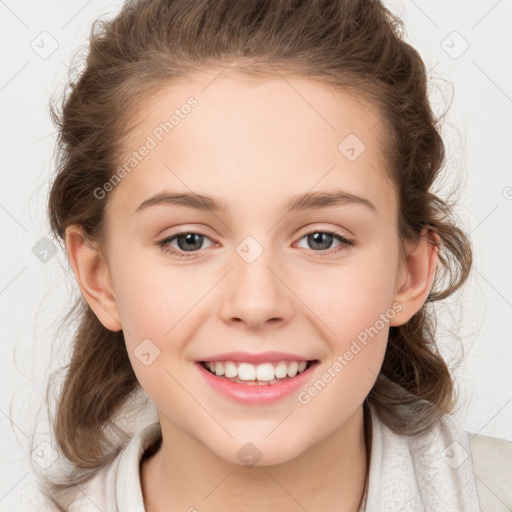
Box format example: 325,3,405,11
218,241,294,330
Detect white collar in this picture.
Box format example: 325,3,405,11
362,402,481,511
115,421,161,511
114,404,481,511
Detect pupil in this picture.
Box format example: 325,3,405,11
178,233,203,251
309,232,333,250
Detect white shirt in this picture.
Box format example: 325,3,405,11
60,402,483,511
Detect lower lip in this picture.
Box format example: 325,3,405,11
195,361,319,404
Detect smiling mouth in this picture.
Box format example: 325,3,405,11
199,360,319,385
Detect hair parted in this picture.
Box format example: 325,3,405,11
43,0,472,507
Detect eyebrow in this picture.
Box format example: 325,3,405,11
134,189,377,214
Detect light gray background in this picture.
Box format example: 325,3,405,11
1,0,511,509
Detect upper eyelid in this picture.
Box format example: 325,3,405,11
160,221,354,238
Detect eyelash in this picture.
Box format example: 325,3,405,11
156,229,354,260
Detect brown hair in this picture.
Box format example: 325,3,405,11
42,0,472,506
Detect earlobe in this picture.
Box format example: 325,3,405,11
65,224,122,331
389,228,440,327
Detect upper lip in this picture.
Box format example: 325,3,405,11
197,351,316,364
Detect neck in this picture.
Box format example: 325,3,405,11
141,404,369,512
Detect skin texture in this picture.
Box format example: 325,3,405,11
65,69,439,511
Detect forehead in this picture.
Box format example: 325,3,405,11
108,70,395,220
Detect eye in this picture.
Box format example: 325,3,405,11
157,231,214,259
295,230,354,256
157,229,354,260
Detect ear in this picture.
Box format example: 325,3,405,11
64,224,122,331
389,228,440,326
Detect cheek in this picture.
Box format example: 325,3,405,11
292,258,398,428
306,250,399,341
111,246,193,336
110,250,214,381
297,244,400,399
115,268,194,405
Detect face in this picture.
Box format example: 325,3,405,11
100,70,405,465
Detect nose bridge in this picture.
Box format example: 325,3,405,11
219,234,293,327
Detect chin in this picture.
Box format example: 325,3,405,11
208,437,305,468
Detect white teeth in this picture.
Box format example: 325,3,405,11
238,363,256,381
224,361,238,378
204,360,311,381
255,363,275,382
214,362,225,376
275,362,288,379
287,361,299,377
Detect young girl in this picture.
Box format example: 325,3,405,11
40,0,488,510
